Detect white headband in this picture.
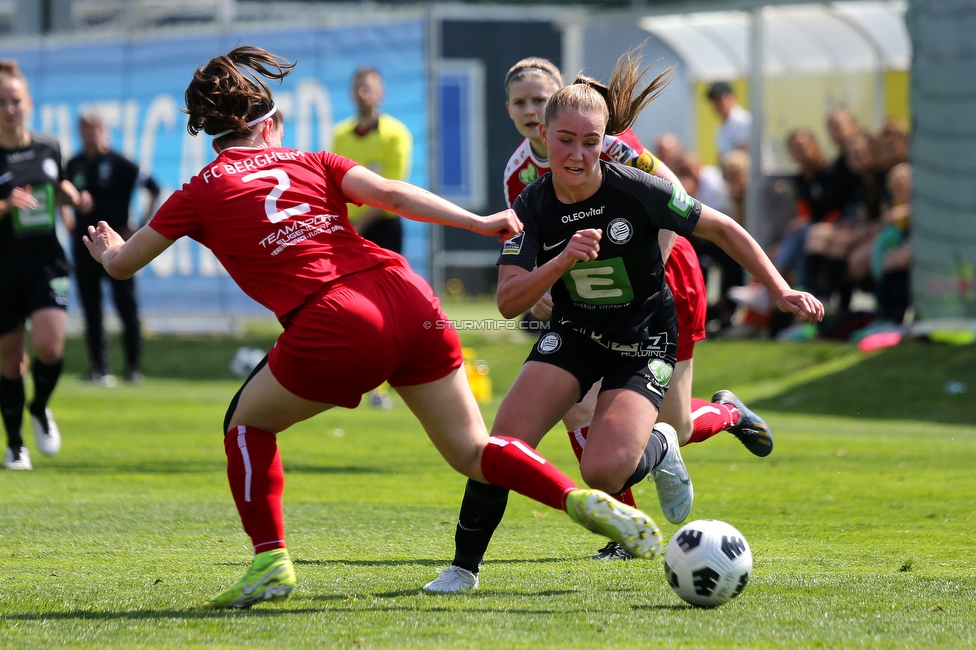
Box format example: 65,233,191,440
212,105,278,139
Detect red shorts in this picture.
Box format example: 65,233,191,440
268,262,463,408
665,236,707,362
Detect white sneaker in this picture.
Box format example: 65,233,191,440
95,373,118,388
31,408,61,456
368,391,393,410
647,423,693,524
422,566,479,593
80,371,117,388
4,446,32,470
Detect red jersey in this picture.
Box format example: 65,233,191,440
502,128,660,208
149,147,403,319
665,235,708,359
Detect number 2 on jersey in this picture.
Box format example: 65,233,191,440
242,169,310,224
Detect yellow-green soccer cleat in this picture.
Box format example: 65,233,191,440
204,548,296,609
565,489,664,560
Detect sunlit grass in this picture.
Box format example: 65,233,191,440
1,331,974,648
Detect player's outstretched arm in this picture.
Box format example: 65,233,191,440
340,166,522,241
692,205,824,324
84,221,174,280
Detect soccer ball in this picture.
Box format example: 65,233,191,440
229,347,265,379
664,519,752,607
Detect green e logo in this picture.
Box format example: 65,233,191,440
668,185,693,218
562,258,634,305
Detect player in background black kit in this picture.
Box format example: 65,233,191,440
66,112,160,386
0,60,89,470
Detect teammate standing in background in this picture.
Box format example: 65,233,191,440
66,111,161,387
332,66,412,253
0,60,89,470
84,46,665,609
423,50,822,593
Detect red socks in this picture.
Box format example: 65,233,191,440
688,398,739,444
567,427,587,461
480,437,578,511
224,426,286,553
567,427,638,508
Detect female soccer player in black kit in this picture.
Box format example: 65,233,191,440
0,60,88,470
423,47,824,592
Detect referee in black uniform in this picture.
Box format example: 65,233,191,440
66,112,160,385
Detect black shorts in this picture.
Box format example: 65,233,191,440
0,259,70,335
525,319,678,410
360,217,403,254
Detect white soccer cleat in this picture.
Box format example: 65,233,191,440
4,446,32,470
422,566,479,593
647,423,694,524
31,408,61,456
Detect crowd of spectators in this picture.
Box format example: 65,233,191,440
654,98,912,343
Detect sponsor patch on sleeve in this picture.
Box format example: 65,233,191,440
667,185,693,218
501,232,524,255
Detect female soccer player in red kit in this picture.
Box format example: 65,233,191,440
84,46,663,609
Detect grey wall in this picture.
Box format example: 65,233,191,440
440,19,562,254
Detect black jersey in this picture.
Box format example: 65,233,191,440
65,150,160,245
0,132,67,269
499,161,702,342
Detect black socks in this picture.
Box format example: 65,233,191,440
29,358,63,416
452,479,510,574
620,427,667,491
0,375,25,449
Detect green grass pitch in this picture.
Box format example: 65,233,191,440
1,313,974,648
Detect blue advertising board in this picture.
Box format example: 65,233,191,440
0,20,428,320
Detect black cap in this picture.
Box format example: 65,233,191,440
706,81,733,100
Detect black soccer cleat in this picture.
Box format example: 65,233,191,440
712,390,773,457
590,541,637,561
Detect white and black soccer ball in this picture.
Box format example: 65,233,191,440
664,519,752,607
229,347,265,379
